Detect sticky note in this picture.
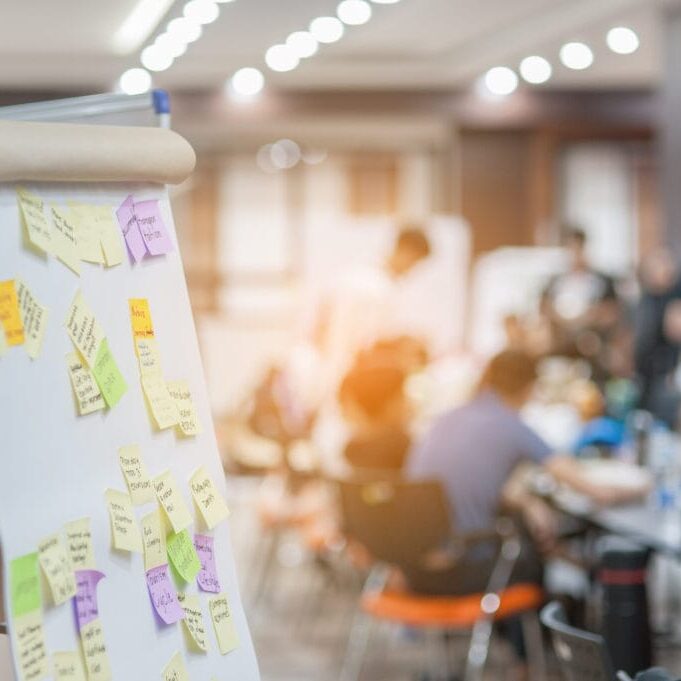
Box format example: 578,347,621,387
18,187,52,254
118,445,155,505
135,337,163,376
104,489,142,553
65,518,96,570
116,195,146,263
141,374,179,430
146,564,184,625
0,279,25,346
133,199,173,256
167,529,201,583
69,203,105,264
66,351,106,415
162,651,189,681
190,466,230,530
177,593,209,652
64,291,105,367
194,534,220,593
154,470,193,532
74,570,105,632
51,206,81,275
38,533,77,605
141,509,167,571
16,280,48,359
92,339,127,408
167,380,201,436
53,651,86,681
94,206,124,267
209,593,240,655
14,609,49,681
10,553,41,618
79,618,112,681
129,298,154,340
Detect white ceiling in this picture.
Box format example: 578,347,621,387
0,0,663,92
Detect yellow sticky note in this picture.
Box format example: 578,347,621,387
177,593,209,652
69,203,105,264
92,339,127,408
79,619,112,681
38,533,77,605
209,593,240,655
135,337,163,377
167,380,201,437
14,610,50,681
66,351,106,415
94,206,124,268
64,290,105,367
53,651,86,681
129,298,154,340
64,518,96,571
0,279,25,346
16,280,48,359
118,445,155,505
18,187,52,255
190,466,230,530
105,489,142,553
141,509,166,571
154,470,193,533
51,206,81,275
142,374,179,430
162,651,189,681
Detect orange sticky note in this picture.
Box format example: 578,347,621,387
0,280,25,346
129,299,154,340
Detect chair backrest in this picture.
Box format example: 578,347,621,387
541,601,615,681
337,477,452,569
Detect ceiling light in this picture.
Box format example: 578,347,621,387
560,42,593,70
141,45,174,72
112,0,175,54
166,17,202,43
286,31,319,58
519,55,552,84
337,0,372,25
155,32,187,58
607,26,639,55
270,139,301,170
183,0,220,25
119,68,152,95
265,44,300,72
309,16,345,44
483,66,518,96
229,67,265,97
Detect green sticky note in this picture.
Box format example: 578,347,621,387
92,339,127,408
10,552,41,618
167,529,201,583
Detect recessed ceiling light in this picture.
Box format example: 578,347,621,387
337,0,372,25
265,44,300,72
229,67,265,97
309,16,345,44
560,42,594,70
484,66,518,96
119,68,153,95
286,31,318,59
166,17,202,43
607,26,639,55
270,139,301,170
141,45,174,72
155,32,187,59
112,0,176,54
519,55,552,84
183,0,220,25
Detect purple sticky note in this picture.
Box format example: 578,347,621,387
146,564,184,625
116,195,147,263
73,570,105,632
194,534,220,593
133,199,173,256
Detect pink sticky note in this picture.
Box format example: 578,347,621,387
133,199,173,256
194,534,220,593
116,195,147,263
146,564,185,624
73,570,105,632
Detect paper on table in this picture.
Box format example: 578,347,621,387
141,509,167,571
162,651,190,681
51,206,80,275
65,518,96,570
167,380,201,436
209,593,240,655
66,351,105,415
146,564,184,625
133,199,173,256
104,489,142,553
116,195,146,263
16,279,48,359
93,206,124,267
154,470,193,533
79,618,112,681
14,609,50,681
10,552,41,618
129,298,154,340
135,337,163,376
73,570,105,632
141,373,179,430
194,534,220,593
190,466,230,530
38,533,77,605
69,203,105,264
0,279,25,346
92,339,127,408
64,290,105,367
17,187,52,255
166,529,201,583
53,651,87,681
177,593,209,652
118,445,155,505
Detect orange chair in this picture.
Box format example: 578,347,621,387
337,479,546,681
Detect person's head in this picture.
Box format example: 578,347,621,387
478,349,538,409
639,248,679,294
360,336,429,374
387,225,431,277
564,227,589,270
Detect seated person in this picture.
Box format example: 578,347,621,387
339,362,411,473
